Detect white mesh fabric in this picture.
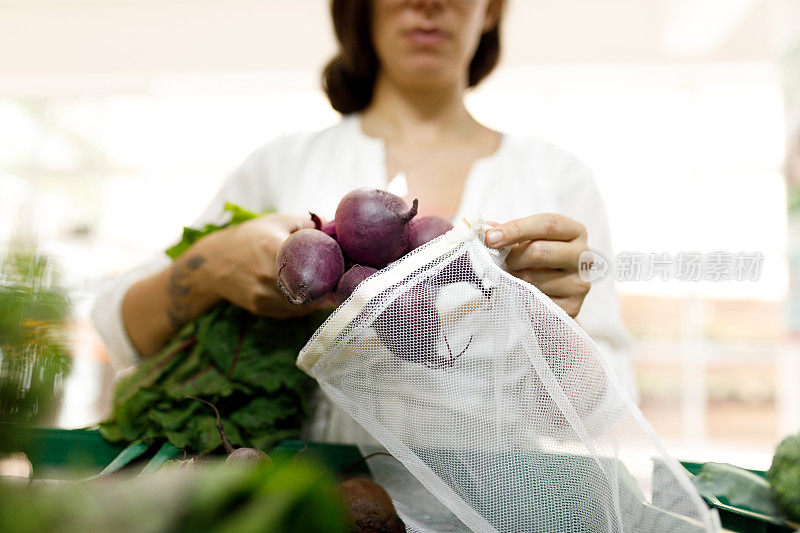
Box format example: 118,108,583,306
298,218,719,533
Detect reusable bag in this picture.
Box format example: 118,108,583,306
297,218,719,533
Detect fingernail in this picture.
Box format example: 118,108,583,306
485,229,503,246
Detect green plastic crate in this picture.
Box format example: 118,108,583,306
2,424,797,532
1,424,131,479
0,424,370,480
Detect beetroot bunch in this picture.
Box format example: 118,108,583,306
276,188,453,307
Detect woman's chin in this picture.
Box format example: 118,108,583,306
391,61,462,90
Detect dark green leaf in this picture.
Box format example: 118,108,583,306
231,396,298,431
115,388,161,441
164,364,235,400
182,415,245,454
204,316,241,372
148,403,200,431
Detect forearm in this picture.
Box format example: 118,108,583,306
121,250,219,357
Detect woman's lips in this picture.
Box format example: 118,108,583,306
405,29,449,46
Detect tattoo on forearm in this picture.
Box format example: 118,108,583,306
167,254,207,329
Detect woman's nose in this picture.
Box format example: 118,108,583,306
408,0,477,10
408,0,446,13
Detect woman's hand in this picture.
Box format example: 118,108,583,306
484,214,591,318
190,213,334,319
124,212,326,357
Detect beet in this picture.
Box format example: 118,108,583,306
374,285,439,367
226,447,272,467
338,477,404,533
407,216,453,251
336,265,378,305
276,229,345,305
335,188,418,269
374,284,472,369
187,396,272,467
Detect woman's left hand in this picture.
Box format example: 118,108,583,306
484,213,591,318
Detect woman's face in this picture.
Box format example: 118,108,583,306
371,0,499,90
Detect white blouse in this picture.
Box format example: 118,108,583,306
92,114,637,398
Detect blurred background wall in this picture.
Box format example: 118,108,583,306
2,0,799,468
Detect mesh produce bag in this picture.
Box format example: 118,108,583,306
297,218,719,533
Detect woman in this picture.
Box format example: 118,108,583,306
94,0,635,408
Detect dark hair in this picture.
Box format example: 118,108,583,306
323,0,502,114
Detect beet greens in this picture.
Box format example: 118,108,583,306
99,204,328,454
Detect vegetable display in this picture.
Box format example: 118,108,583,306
690,431,800,527
0,245,71,439
767,432,800,522
0,248,69,496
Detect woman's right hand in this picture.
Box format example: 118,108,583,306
124,212,324,357
186,213,324,319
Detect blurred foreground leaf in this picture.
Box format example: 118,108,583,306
0,459,349,533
